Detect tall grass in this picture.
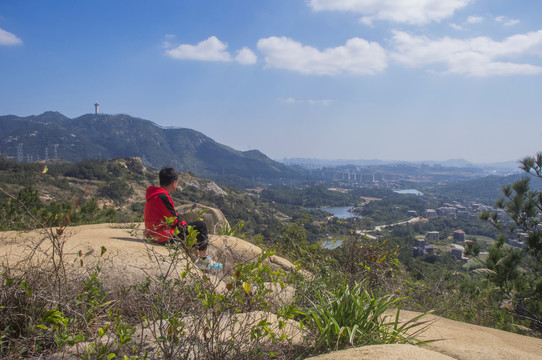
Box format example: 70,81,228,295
298,279,432,353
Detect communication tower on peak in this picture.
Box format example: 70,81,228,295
94,102,100,114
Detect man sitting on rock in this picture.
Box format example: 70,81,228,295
144,167,223,270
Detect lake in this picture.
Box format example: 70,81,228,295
307,206,362,219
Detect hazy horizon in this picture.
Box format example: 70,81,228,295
1,1,541,164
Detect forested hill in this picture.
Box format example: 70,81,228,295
434,173,542,205
0,111,303,182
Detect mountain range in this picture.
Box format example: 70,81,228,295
0,111,522,185
0,111,302,182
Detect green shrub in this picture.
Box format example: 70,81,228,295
298,280,431,353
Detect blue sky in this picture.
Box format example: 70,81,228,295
1,0,541,164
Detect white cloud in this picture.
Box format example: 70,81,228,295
280,97,298,104
390,30,542,77
279,97,335,105
166,36,232,62
0,28,23,46
450,23,464,31
466,15,483,24
495,16,520,27
165,36,257,65
235,47,257,64
307,0,472,25
257,36,387,75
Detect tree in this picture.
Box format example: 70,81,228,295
468,153,542,332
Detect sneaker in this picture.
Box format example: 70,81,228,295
195,256,223,271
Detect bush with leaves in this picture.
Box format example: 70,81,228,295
467,152,542,333
297,279,432,354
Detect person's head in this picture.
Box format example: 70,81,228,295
159,167,178,187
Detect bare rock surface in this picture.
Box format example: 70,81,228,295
0,222,297,297
306,344,456,360
398,310,542,360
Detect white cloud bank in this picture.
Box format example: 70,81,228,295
257,36,387,75
164,28,542,78
0,28,23,46
391,30,542,77
166,36,256,64
307,0,472,25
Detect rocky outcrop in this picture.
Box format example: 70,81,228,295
2,221,542,360
177,203,230,234
180,177,228,197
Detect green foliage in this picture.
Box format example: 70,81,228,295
261,184,358,207
82,311,141,360
412,216,499,240
334,235,400,287
298,280,431,352
98,179,134,203
433,174,537,205
470,153,542,333
0,186,42,230
357,191,430,225
218,220,244,236
76,266,111,322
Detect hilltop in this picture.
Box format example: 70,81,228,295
2,222,541,359
0,111,302,183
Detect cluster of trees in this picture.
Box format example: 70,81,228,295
467,153,542,332
260,184,359,207
0,186,118,231
0,159,148,229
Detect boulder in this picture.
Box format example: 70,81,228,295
177,203,229,234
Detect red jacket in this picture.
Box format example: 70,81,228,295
144,186,186,243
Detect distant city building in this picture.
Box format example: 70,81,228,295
506,238,527,248
453,230,466,243
451,244,465,260
413,238,427,257
407,210,418,217
423,209,438,219
94,102,100,114
424,245,435,255
426,231,439,241
415,238,427,248
471,203,482,210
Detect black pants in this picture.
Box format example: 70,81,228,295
176,220,209,251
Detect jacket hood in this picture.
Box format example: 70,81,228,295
146,186,169,201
